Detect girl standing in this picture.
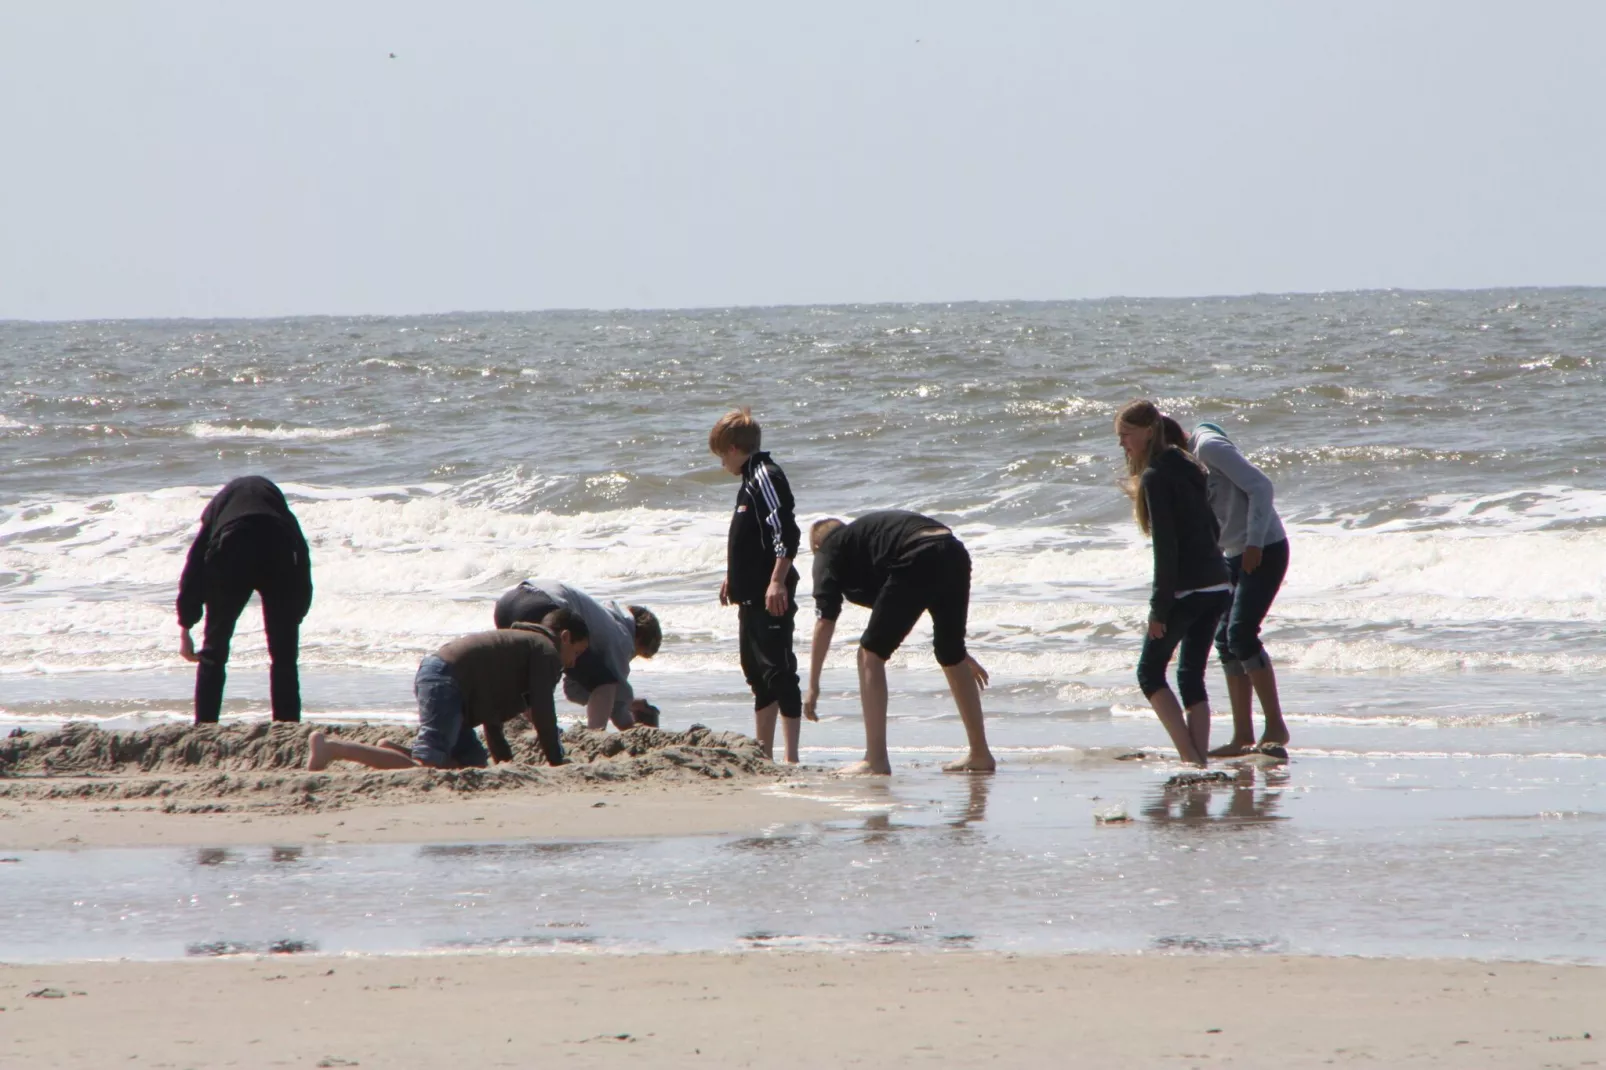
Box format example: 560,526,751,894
1115,400,1230,766
1187,421,1291,757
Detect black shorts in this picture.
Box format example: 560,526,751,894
859,536,971,667
738,590,801,719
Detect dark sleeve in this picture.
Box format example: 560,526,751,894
812,545,843,621
1144,470,1178,622
482,719,514,763
288,514,314,620
757,461,800,559
526,656,566,765
175,496,223,628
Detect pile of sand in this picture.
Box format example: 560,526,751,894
0,721,783,812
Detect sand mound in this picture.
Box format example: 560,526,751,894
0,721,782,812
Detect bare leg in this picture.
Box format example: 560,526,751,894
940,657,995,772
839,647,892,775
1146,687,1206,767
1250,664,1289,746
753,702,779,761
1185,700,1211,760
307,729,418,771
1208,673,1257,757
781,713,801,764
378,740,413,756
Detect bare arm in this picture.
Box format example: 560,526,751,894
482,719,514,764
802,617,835,721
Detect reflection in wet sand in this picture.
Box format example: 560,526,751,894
1143,766,1288,828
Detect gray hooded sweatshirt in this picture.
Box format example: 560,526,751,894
1188,423,1287,558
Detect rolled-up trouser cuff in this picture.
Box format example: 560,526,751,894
1237,649,1272,673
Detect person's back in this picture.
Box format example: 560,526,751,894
1189,423,1285,558
436,625,564,729
811,510,949,614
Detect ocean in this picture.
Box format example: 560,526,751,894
3,287,1604,962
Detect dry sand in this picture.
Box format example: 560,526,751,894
0,721,839,849
2,951,1600,1068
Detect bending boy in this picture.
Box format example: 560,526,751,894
709,408,805,762
307,608,588,771
176,476,312,724
493,579,662,729
804,511,995,775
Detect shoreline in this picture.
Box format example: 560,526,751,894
3,951,1600,1068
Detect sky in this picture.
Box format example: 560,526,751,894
2,1,1603,320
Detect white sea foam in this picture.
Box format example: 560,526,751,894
185,421,392,442
4,482,1606,686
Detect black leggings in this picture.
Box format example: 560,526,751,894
195,520,307,723
1136,589,1231,708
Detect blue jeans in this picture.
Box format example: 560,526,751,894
411,655,489,768
1215,538,1289,674
1137,589,1232,708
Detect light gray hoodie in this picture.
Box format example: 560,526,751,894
520,579,637,725
1188,423,1286,557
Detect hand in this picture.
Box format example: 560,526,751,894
1241,545,1262,574
718,578,730,607
1148,618,1167,639
965,656,990,690
803,686,820,722
764,579,789,617
179,629,199,663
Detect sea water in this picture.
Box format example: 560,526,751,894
2,289,1603,961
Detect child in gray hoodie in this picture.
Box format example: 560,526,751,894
1189,422,1291,757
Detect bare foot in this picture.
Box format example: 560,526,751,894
942,754,997,773
1208,740,1255,758
837,759,892,776
306,730,331,771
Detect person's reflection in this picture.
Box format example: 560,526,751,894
859,811,898,845
193,847,233,866
270,846,303,864
949,773,991,830
1143,765,1287,826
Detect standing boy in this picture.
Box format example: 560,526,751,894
177,475,313,724
804,511,995,776
306,609,588,771
709,408,805,762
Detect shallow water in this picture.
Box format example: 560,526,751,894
3,748,1602,965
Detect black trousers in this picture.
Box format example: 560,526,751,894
738,584,801,719
195,520,307,724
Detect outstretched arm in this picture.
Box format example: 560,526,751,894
803,617,835,721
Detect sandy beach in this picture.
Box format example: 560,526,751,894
4,951,1601,1069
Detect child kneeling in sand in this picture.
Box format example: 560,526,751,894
307,609,589,771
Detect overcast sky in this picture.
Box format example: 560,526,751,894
2,1,1603,320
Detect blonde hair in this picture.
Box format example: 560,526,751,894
810,517,844,551
1114,399,1192,536
708,408,762,455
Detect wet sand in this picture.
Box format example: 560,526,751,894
3,952,1600,1069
